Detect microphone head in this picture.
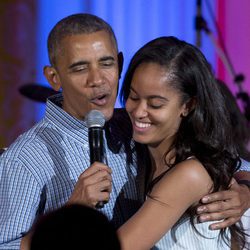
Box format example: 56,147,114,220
85,110,105,128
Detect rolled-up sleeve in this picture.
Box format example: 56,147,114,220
239,158,250,171
0,159,41,249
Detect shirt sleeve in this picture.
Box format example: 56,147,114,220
239,158,250,171
0,159,42,249
0,238,21,250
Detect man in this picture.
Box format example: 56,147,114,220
0,13,249,250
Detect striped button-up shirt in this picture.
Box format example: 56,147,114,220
0,94,146,249
241,158,250,171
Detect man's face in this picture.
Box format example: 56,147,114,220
47,31,120,121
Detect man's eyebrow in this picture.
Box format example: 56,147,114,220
68,56,115,69
99,56,115,62
68,60,88,69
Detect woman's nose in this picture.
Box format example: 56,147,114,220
133,101,148,119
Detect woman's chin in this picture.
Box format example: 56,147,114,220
133,134,150,145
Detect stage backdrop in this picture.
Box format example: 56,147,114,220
0,0,37,148
0,0,249,148
217,0,250,113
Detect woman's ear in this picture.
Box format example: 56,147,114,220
181,97,197,117
43,66,61,91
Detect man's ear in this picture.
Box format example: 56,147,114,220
118,52,124,79
43,66,61,91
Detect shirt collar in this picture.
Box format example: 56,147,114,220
45,93,89,144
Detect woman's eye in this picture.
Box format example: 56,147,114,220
129,95,139,101
150,104,163,109
149,101,164,109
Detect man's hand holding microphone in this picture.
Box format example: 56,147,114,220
67,110,112,208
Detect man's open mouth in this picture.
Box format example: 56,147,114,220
91,93,109,106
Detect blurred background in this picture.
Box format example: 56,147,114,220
1,0,250,148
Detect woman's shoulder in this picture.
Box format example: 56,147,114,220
151,157,213,205
172,157,213,189
176,157,208,176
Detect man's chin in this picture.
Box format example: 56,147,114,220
102,109,114,121
84,103,115,121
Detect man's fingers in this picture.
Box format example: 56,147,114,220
197,199,243,221
198,191,243,217
197,200,234,214
80,162,112,178
85,179,112,206
98,179,112,193
69,164,112,207
207,217,240,230
79,168,112,185
86,178,112,194
201,179,241,205
98,188,111,202
201,191,234,204
198,207,242,222
196,178,250,230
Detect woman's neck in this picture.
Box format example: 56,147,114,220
148,142,175,180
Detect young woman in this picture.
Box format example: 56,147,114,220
117,36,246,249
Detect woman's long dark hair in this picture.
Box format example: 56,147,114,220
120,36,246,248
217,79,250,161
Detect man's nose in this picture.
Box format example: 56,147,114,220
88,67,103,87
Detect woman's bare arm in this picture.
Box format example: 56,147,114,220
117,159,213,250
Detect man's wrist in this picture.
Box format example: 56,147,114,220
238,180,250,189
238,180,250,208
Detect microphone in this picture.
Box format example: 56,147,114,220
195,0,202,48
85,110,106,209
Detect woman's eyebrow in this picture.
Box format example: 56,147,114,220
130,86,168,101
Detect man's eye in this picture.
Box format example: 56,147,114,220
71,65,88,72
101,61,115,67
72,66,87,72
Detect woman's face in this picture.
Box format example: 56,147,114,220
126,62,189,148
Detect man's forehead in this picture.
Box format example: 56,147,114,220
92,40,105,50
54,31,118,65
61,32,115,53
62,31,113,44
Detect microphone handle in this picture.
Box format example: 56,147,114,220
89,127,104,164
89,128,106,209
